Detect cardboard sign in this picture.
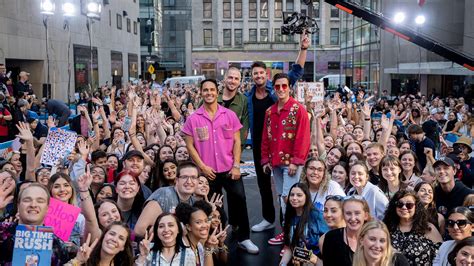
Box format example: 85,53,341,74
40,127,77,166
12,225,54,266
297,82,325,113
44,198,81,242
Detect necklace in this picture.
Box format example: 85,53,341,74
186,235,200,266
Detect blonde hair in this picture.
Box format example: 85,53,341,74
353,220,394,266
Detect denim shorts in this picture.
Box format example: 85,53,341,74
272,165,303,197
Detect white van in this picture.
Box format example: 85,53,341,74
164,75,206,87
318,74,345,91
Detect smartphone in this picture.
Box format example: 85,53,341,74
122,116,132,132
88,129,95,138
293,247,312,262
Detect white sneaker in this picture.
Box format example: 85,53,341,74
238,239,259,254
251,219,275,232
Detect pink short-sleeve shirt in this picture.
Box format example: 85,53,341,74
182,105,242,173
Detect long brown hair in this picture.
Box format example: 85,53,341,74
85,222,134,266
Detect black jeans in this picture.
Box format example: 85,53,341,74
209,171,250,241
252,138,275,224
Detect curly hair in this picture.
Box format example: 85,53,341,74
382,190,431,235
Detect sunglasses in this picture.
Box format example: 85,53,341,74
274,84,289,91
395,201,415,210
447,219,471,228
325,195,364,202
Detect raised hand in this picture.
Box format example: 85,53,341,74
0,178,15,209
77,139,90,158
74,233,99,264
300,29,310,49
77,165,92,192
361,103,372,118
205,227,220,248
16,122,33,142
138,229,154,260
47,116,56,128
217,224,229,246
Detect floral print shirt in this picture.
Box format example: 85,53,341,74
261,97,310,167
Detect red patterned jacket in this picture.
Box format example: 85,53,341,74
261,97,310,167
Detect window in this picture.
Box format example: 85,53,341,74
260,0,268,18
223,0,231,19
109,10,111,26
274,28,282,42
203,0,212,19
133,21,137,35
285,34,294,43
163,0,175,6
235,29,242,46
116,14,122,29
312,32,319,45
313,1,320,18
204,29,212,45
331,6,339,18
249,0,257,18
330,28,339,45
126,18,131,32
235,0,242,18
286,0,294,12
249,29,257,42
275,0,282,18
260,28,268,42
223,29,231,46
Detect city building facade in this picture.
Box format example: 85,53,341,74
191,0,342,83
340,0,474,96
0,0,140,101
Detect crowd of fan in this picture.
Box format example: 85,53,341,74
0,33,473,266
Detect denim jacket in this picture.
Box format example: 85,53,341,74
245,63,304,138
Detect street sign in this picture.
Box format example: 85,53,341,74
148,65,155,74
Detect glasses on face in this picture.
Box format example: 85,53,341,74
447,219,471,229
395,201,415,210
179,175,198,181
274,84,289,91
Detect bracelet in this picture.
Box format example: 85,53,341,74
218,245,229,253
80,194,90,202
364,118,371,121
232,164,240,169
301,47,308,50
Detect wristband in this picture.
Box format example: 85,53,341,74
301,47,308,50
232,164,240,169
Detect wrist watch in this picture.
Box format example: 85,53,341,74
232,164,240,169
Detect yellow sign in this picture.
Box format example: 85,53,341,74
148,64,155,74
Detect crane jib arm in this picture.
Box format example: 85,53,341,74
324,0,474,71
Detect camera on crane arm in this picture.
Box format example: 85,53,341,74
281,0,318,36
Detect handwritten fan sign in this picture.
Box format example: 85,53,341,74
40,127,77,166
12,225,54,266
44,198,81,242
297,82,325,113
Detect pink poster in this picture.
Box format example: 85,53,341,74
44,198,81,242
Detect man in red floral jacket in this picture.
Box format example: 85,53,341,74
261,72,310,241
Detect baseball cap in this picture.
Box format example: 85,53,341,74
433,156,455,168
430,108,438,115
17,99,29,107
122,150,144,161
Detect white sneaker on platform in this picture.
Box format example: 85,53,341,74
238,239,259,254
251,219,275,232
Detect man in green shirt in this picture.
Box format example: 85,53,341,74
218,67,249,145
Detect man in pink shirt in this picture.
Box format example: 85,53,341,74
183,79,259,254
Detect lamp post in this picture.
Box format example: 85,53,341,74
85,0,102,90
62,0,75,105
40,0,55,98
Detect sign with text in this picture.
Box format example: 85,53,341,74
44,198,81,242
40,127,77,166
297,82,325,113
12,225,54,266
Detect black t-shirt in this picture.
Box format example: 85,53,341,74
252,93,274,144
435,180,474,217
414,137,435,170
222,96,235,109
422,119,440,148
322,228,354,266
